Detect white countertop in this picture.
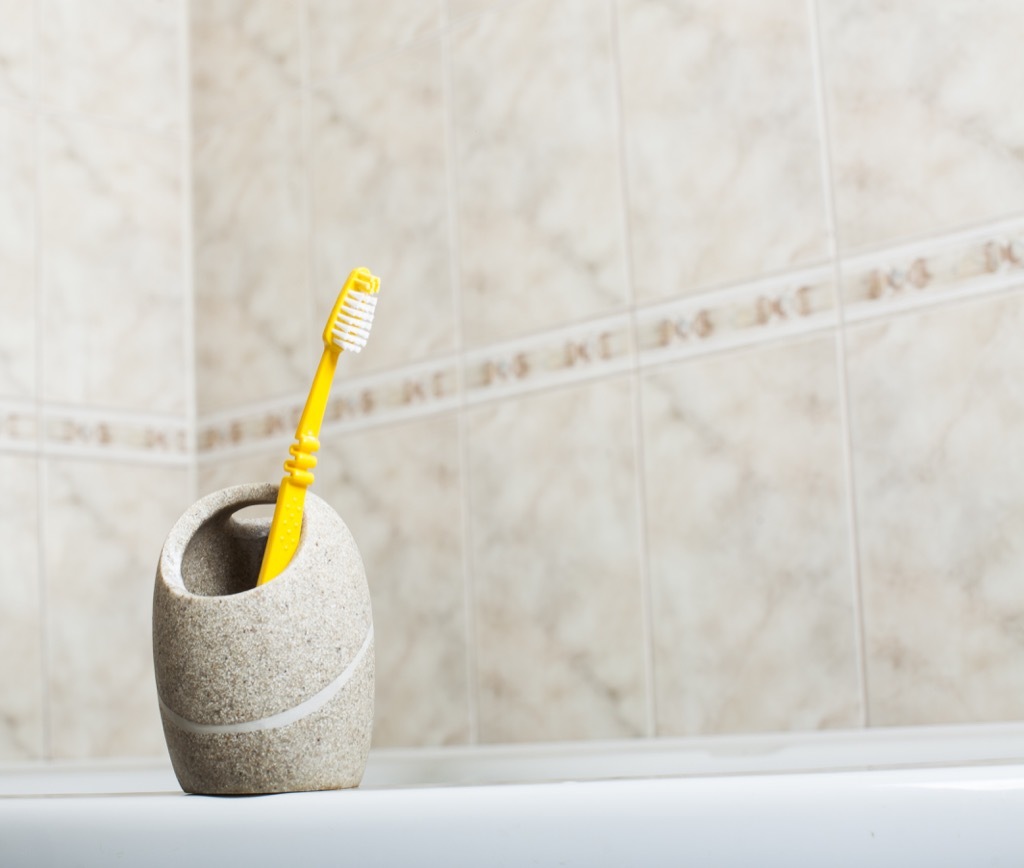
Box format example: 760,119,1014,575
3,726,1023,867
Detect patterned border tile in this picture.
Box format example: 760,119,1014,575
41,407,189,465
464,313,634,405
0,400,38,453
636,266,837,368
196,357,461,458
842,220,1024,322
192,217,1024,457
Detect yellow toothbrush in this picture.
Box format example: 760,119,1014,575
256,267,381,586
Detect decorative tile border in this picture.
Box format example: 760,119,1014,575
0,400,37,453
636,266,837,369
464,314,633,404
842,220,1024,322
197,358,462,458
191,217,1024,457
42,407,190,464
0,401,190,464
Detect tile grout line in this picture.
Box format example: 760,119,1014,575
441,0,481,746
807,0,870,729
179,0,198,504
31,0,52,762
298,0,319,378
609,0,657,739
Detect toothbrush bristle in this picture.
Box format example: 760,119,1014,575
330,290,378,353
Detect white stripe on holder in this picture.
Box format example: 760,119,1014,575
159,625,374,735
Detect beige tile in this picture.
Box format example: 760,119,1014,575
452,0,628,346
0,456,45,760
198,415,471,748
847,293,1024,725
44,459,189,759
0,0,35,103
317,415,469,747
0,105,35,400
643,337,859,736
197,448,283,496
193,102,312,414
821,0,1024,249
618,0,827,302
310,41,455,377
40,117,185,413
447,0,507,24
468,377,646,742
189,0,301,133
39,0,180,131
307,0,441,82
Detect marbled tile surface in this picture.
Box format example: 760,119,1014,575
643,337,859,736
307,0,441,81
198,414,471,748
0,456,44,760
44,459,189,759
618,0,828,302
0,105,35,400
310,40,455,377
847,292,1024,725
468,377,646,742
821,0,1024,250
194,101,312,414
451,0,628,347
316,415,470,747
189,0,300,133
0,0,35,103
447,0,506,24
39,0,180,132
40,117,185,414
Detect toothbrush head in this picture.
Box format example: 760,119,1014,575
323,267,381,353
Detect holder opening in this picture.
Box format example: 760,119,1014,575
181,501,275,596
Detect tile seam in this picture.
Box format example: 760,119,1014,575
441,0,481,745
807,0,870,728
608,0,657,739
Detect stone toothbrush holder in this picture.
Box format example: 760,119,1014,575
152,482,374,795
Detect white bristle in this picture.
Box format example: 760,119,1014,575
330,289,378,352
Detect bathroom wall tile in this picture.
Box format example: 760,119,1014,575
197,413,471,748
617,0,828,303
846,291,1024,725
310,41,455,377
194,101,311,414
39,0,180,132
821,0,1024,250
317,414,470,747
0,0,35,104
44,458,190,759
0,105,35,400
40,117,185,414
190,0,301,133
0,456,45,760
643,336,859,736
468,377,646,742
452,0,628,347
446,0,509,24
307,0,442,81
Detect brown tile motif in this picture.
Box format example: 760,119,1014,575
842,224,1024,318
198,359,461,455
465,314,632,402
636,268,836,364
0,401,36,450
42,409,188,462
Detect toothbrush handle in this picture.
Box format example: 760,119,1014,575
256,436,318,586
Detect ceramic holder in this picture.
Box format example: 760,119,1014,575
152,482,374,795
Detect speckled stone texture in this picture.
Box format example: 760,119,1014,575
153,483,374,795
